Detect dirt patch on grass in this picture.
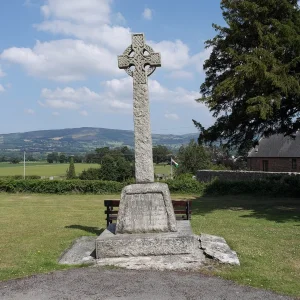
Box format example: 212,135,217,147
292,259,300,270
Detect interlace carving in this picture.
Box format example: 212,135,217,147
118,33,161,84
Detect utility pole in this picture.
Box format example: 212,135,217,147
23,151,26,180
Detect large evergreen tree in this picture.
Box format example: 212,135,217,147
194,0,300,152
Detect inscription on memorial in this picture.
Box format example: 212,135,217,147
119,193,169,233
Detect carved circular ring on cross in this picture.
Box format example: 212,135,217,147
122,44,157,78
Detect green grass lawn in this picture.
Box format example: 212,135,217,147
154,164,170,175
0,163,98,177
0,194,299,297
0,162,169,178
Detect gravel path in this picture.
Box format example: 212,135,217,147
0,267,295,300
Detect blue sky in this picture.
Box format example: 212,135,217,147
0,0,225,135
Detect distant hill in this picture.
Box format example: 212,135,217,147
0,127,199,154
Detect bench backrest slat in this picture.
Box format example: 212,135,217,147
104,200,120,207
104,199,192,227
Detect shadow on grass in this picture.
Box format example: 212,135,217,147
191,195,300,223
65,225,105,235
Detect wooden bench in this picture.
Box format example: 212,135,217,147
104,200,191,228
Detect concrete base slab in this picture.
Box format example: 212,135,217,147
199,234,240,266
58,236,96,265
96,252,206,271
58,231,240,269
96,221,197,259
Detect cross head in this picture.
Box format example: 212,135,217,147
118,33,161,84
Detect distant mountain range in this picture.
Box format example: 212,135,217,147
0,127,199,154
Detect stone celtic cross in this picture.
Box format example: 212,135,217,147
118,33,161,183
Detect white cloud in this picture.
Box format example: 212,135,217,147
42,86,100,102
102,77,203,107
41,0,112,24
41,99,80,110
39,85,131,113
102,77,132,98
190,47,212,73
34,21,131,53
149,40,190,70
24,109,35,115
0,66,6,77
38,75,204,117
80,110,88,116
1,1,133,82
34,0,131,53
1,39,122,82
113,12,126,25
148,40,211,74
2,0,210,90
167,70,193,79
52,111,60,116
143,8,153,20
165,113,179,120
149,80,201,107
0,66,6,92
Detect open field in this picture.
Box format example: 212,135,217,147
0,163,97,177
154,164,170,175
0,162,170,177
0,194,299,297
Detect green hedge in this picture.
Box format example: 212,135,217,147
0,179,126,194
0,178,203,194
0,175,41,180
0,176,299,197
204,176,300,198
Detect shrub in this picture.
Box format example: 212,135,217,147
79,168,101,180
79,156,134,182
99,155,133,182
176,140,211,175
165,177,205,194
66,157,76,179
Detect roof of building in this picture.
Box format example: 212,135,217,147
248,132,300,158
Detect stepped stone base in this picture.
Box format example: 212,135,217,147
96,221,197,259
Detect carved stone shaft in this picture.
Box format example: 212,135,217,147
134,83,154,183
118,33,161,183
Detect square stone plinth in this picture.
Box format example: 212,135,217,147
116,183,177,234
95,221,197,259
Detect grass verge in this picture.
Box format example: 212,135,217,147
191,195,300,297
0,194,299,297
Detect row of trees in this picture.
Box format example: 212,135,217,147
0,154,38,164
75,142,246,182
47,152,84,164
46,145,173,165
